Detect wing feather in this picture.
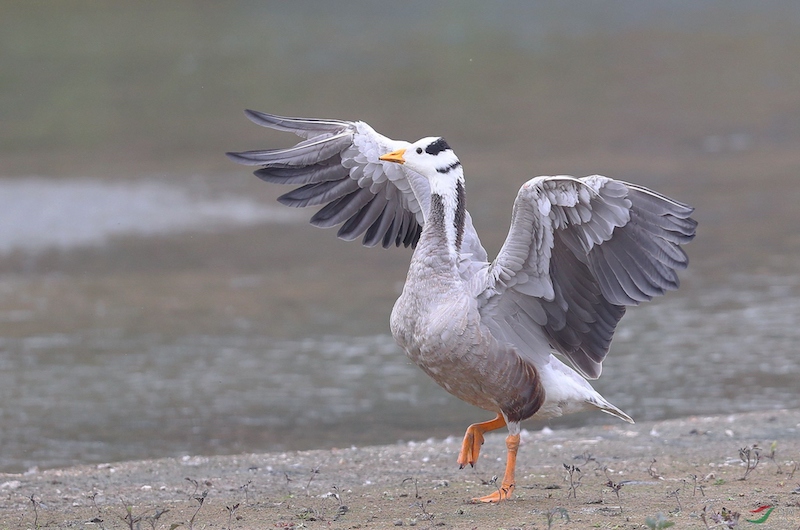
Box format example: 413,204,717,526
227,111,436,248
336,192,389,241
311,187,377,227
230,112,696,383
479,175,695,379
277,177,360,208
363,201,396,247
243,109,349,136
254,160,349,186
227,134,352,167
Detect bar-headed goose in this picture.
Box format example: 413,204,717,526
228,111,696,502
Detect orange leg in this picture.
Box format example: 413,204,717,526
472,433,520,503
457,414,506,468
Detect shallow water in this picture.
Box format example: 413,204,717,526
2,2,800,473
1,164,799,474
0,178,297,253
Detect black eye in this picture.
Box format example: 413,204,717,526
416,147,423,154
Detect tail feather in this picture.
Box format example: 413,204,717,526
534,354,634,423
592,396,634,424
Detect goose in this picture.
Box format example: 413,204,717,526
227,110,696,503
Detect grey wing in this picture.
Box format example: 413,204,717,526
226,110,428,248
479,175,696,379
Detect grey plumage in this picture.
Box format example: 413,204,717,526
228,111,696,501
227,110,695,393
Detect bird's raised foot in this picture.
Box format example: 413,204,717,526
457,428,485,468
456,414,507,468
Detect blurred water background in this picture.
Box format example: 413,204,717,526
2,1,800,473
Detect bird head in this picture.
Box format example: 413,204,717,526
380,137,463,195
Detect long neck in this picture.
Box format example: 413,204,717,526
418,178,466,263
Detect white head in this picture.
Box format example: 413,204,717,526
380,137,466,254
379,137,463,193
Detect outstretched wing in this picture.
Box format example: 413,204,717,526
227,110,429,248
479,175,696,379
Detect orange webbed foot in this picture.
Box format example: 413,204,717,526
456,414,506,468
469,432,520,503
457,427,485,468
470,483,515,503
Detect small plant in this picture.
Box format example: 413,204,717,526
667,488,682,512
645,512,675,529
119,500,143,530
739,445,761,480
685,474,704,497
577,451,596,466
225,503,240,529
763,441,781,473
144,508,169,530
605,481,623,512
401,477,433,521
603,467,624,514
414,498,435,521
648,458,662,479
326,485,349,522
305,466,320,494
401,477,422,499
188,490,208,530
29,494,40,529
185,477,200,497
701,505,740,529
563,464,582,498
487,474,504,500
84,492,104,526
545,507,569,529
336,484,346,502
239,479,253,504
88,491,101,513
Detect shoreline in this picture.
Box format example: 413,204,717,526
2,409,799,528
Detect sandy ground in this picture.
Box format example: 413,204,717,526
1,410,799,529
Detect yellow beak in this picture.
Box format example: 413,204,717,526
379,148,406,164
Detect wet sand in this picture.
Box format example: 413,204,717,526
3,409,799,528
